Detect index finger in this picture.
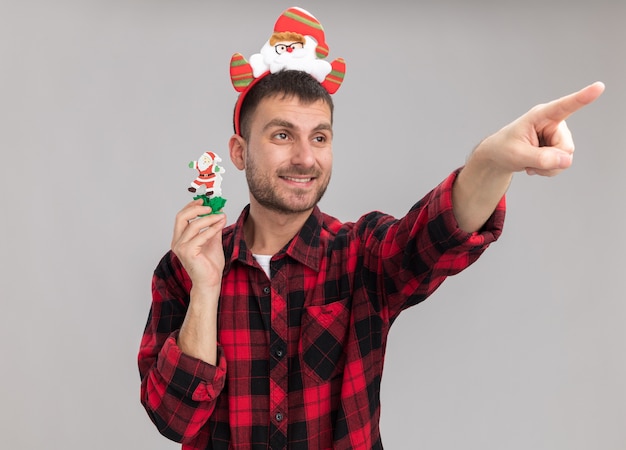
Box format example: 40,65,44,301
173,200,212,238
537,81,605,123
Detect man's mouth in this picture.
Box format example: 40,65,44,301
281,176,314,183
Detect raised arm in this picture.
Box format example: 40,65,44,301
138,200,227,442
171,199,227,365
452,82,605,232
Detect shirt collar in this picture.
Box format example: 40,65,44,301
224,205,323,274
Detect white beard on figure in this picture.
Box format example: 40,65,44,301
249,35,331,83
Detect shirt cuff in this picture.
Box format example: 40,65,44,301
430,169,506,250
156,332,227,402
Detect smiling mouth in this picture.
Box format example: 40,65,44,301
281,176,314,183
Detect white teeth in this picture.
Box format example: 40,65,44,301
283,177,312,183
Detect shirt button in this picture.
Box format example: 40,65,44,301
263,286,270,295
274,347,284,358
275,412,284,422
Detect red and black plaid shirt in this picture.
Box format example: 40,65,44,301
138,171,505,449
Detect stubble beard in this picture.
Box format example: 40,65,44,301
245,163,331,215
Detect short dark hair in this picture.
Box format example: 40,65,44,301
235,70,334,140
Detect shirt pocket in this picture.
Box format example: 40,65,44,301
299,301,350,383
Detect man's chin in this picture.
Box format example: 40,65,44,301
255,194,321,215
262,201,317,215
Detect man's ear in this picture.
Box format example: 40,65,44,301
229,134,246,170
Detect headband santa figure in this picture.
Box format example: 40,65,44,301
229,6,346,135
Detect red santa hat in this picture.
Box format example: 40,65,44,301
203,151,221,162
273,7,329,59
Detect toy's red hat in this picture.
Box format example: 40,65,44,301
273,7,329,59
229,6,346,136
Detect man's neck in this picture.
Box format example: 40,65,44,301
243,203,314,255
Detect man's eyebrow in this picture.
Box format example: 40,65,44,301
313,123,333,132
262,119,333,135
313,122,334,137
262,118,295,132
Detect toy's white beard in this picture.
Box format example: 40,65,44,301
250,36,331,82
264,43,314,66
198,158,212,171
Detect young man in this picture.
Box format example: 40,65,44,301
138,8,604,450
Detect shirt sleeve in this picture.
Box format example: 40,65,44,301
359,169,506,322
138,251,227,443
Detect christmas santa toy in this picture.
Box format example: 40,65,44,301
229,6,346,136
188,151,225,197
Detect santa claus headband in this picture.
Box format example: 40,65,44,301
229,6,346,136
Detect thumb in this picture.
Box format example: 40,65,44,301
525,146,573,176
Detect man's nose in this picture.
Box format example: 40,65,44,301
291,140,315,166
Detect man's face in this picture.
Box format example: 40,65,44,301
243,94,333,215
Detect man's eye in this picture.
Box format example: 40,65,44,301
275,132,288,140
313,136,326,143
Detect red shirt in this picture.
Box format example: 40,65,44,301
138,171,505,449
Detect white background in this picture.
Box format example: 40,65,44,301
1,1,624,448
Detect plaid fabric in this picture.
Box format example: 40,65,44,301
138,171,505,449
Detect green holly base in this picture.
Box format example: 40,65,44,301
193,194,227,215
